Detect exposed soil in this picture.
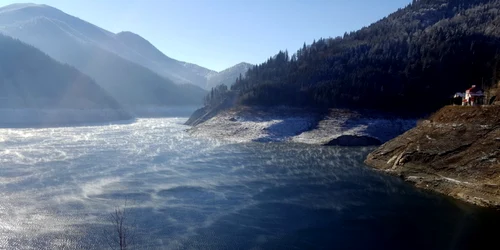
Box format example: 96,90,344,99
365,106,500,208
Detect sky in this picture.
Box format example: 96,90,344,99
0,0,412,72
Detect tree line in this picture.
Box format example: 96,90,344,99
204,0,500,114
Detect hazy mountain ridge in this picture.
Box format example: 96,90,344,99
0,33,132,125
114,30,212,87
1,17,207,106
0,33,117,109
180,61,217,79
0,3,253,93
0,3,208,106
206,62,253,89
114,31,252,89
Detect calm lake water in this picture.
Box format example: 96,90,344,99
0,118,498,249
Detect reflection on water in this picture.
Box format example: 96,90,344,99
0,118,498,249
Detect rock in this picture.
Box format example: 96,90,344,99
365,106,500,208
187,106,415,145
324,135,381,147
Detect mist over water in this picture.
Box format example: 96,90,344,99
0,118,498,249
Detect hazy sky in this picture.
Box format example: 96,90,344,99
0,0,412,71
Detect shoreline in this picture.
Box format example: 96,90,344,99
0,108,133,129
187,106,416,146
365,106,500,208
0,105,202,129
188,105,500,208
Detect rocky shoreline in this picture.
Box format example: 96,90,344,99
188,105,500,208
187,106,415,146
365,106,500,208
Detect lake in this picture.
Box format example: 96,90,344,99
0,118,498,249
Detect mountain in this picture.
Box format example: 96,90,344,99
206,62,253,90
0,33,131,124
0,33,117,109
114,31,215,87
0,3,207,106
115,31,252,90
181,61,218,80
202,0,500,114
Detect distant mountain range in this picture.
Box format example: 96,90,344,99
0,33,133,125
114,30,252,89
206,62,253,90
0,33,121,109
0,3,251,108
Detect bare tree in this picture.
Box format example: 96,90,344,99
104,203,137,250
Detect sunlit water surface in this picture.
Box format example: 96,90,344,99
0,118,498,250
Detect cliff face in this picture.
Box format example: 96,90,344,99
365,106,500,208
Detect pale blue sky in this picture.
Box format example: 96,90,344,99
0,0,412,71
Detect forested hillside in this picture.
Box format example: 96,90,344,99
205,0,500,113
